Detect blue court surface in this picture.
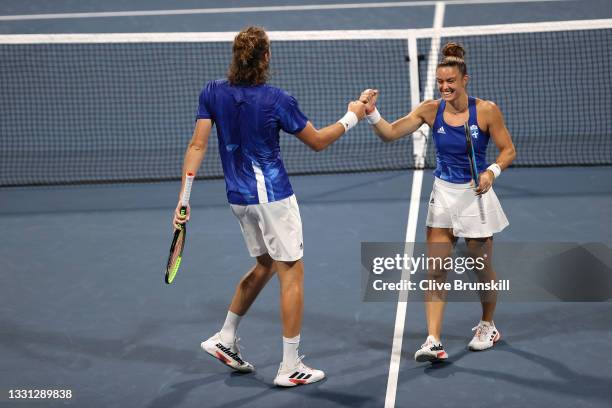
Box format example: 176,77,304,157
1,1,611,408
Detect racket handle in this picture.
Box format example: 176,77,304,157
181,173,195,207
477,195,486,224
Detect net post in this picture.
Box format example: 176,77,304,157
408,32,420,113
408,31,426,169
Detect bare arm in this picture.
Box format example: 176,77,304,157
173,118,212,228
360,89,436,142
294,121,346,152
475,101,516,194
295,101,366,152
371,102,430,142
181,118,212,193
484,101,516,171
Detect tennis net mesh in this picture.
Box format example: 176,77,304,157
1,20,611,186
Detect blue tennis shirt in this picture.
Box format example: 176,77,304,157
432,96,490,183
196,79,308,205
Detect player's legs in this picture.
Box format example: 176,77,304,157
465,236,501,350
201,255,275,373
202,202,274,372
220,196,323,383
415,226,455,362
465,236,496,321
275,259,304,337
425,226,456,339
228,253,276,316
218,202,279,340
273,258,324,386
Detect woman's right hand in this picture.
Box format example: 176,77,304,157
359,89,378,114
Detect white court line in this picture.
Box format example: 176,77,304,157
0,0,569,21
383,2,445,408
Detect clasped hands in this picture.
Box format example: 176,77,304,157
345,89,380,120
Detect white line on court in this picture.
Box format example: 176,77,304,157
0,0,569,21
383,2,445,408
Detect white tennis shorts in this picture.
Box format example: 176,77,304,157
230,194,303,262
426,177,509,238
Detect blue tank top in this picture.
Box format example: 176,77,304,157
432,96,490,183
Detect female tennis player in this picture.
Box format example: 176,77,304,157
361,42,516,362
173,26,367,385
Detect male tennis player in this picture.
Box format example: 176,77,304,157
173,26,367,385
360,42,516,362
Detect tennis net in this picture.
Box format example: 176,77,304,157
1,19,611,186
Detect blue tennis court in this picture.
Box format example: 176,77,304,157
1,1,611,407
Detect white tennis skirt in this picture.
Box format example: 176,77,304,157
425,177,509,238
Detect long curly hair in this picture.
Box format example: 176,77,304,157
227,26,270,86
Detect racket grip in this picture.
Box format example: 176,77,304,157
477,195,486,224
181,172,195,207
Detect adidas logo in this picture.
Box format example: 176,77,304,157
437,126,445,134
215,343,245,365
288,371,313,384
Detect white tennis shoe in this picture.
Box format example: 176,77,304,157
468,320,501,351
414,335,448,362
201,332,254,373
273,356,325,387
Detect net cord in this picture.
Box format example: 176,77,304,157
1,19,611,44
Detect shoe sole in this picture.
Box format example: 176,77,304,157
415,351,448,363
274,375,325,387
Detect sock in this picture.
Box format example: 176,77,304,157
219,311,242,343
427,335,441,344
282,334,301,367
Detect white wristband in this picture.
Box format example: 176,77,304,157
487,163,502,179
338,111,358,133
366,108,381,125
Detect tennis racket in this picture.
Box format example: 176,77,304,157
464,122,486,224
165,172,195,284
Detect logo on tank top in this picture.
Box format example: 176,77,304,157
437,126,445,134
470,124,479,140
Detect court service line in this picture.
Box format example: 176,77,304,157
0,0,568,21
383,3,445,407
